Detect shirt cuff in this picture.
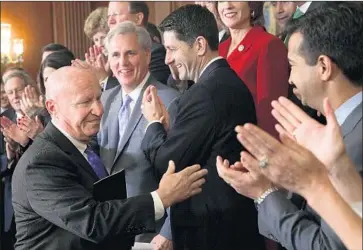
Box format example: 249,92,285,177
100,76,109,90
145,120,162,133
351,201,362,218
151,191,165,221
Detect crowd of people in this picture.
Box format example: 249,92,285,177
0,1,362,250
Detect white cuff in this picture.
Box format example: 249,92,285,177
351,201,362,218
151,191,165,220
145,120,162,133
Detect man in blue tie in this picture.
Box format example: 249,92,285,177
96,21,180,248
11,66,208,250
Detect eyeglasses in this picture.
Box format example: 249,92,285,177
107,12,122,19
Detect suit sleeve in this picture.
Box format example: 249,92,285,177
256,38,289,138
150,44,171,85
142,85,215,175
25,155,156,243
258,190,346,250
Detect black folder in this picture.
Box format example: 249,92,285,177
93,170,127,202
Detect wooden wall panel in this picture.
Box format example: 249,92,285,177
52,2,92,60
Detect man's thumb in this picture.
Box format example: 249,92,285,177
166,160,176,175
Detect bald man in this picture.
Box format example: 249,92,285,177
11,67,207,250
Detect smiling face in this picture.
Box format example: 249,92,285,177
46,68,104,143
108,32,150,93
288,32,324,110
271,1,297,30
108,2,141,29
163,31,199,82
217,1,252,29
92,31,107,54
4,77,26,112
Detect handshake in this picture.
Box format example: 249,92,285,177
156,160,208,208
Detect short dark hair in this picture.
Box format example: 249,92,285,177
38,50,75,94
286,2,363,86
159,4,219,51
42,43,68,54
129,1,149,26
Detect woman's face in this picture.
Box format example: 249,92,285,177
43,67,56,85
218,2,251,29
92,31,107,54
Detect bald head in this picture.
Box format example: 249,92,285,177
45,66,103,143
45,66,99,100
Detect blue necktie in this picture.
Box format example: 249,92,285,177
85,146,108,179
117,95,132,149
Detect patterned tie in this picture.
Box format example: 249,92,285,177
85,146,108,179
292,8,304,20
117,95,132,149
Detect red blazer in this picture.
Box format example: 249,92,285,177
219,26,289,138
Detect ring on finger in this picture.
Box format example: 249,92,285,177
259,157,269,169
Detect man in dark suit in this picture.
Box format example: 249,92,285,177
107,1,170,85
11,66,207,250
141,5,264,250
216,3,363,250
285,1,342,126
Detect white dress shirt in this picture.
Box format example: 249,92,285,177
298,2,312,14
219,30,226,43
351,201,362,218
52,120,165,220
334,91,362,126
122,72,150,113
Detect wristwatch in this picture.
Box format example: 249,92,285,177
254,187,278,210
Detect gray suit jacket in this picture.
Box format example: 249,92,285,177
257,102,362,250
97,75,179,242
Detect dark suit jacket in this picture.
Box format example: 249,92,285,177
150,42,170,84
12,122,156,250
142,59,264,250
258,102,363,250
105,76,119,91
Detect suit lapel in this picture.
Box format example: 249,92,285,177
107,87,122,154
341,102,362,138
45,122,99,180
112,77,153,167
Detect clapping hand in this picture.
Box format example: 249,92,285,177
271,97,345,169
0,116,29,147
20,85,45,118
17,116,44,140
141,85,170,130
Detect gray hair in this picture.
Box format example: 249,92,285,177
105,21,152,54
3,70,35,87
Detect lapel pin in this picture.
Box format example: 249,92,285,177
238,45,244,52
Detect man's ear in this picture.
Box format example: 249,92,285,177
317,55,333,82
134,12,144,26
45,99,56,117
195,36,208,56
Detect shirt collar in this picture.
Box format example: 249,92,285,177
297,2,312,14
51,120,87,155
200,56,224,78
334,91,362,126
121,72,150,102
0,107,7,114
16,112,24,120
219,30,226,42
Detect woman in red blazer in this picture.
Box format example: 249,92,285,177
218,2,289,138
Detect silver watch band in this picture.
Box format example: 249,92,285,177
254,187,278,207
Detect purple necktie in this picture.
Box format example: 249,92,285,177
85,146,108,179
117,95,132,149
